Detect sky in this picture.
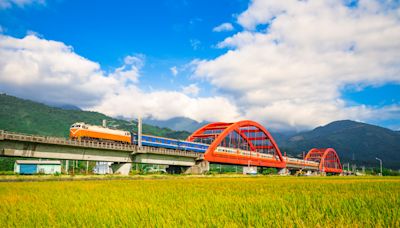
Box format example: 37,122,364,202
0,0,399,131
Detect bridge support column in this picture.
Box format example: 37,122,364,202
184,160,209,174
65,160,69,174
111,163,132,175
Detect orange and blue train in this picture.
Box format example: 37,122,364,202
69,122,208,153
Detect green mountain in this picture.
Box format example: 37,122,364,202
279,120,400,169
143,117,208,132
0,94,190,139
1,94,399,170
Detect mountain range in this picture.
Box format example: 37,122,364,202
279,120,400,168
0,93,399,169
143,117,208,132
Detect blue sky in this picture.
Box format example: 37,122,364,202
0,0,399,131
0,0,247,91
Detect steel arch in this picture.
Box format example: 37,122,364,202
187,120,286,168
305,148,342,173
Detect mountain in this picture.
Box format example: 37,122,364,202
279,120,400,169
143,117,208,132
0,94,190,139
54,104,82,111
1,94,399,169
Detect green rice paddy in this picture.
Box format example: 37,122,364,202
0,176,399,227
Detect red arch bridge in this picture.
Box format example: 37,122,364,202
0,120,343,175
188,120,342,174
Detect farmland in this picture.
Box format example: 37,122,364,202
0,176,399,227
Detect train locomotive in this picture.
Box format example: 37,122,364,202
69,122,208,153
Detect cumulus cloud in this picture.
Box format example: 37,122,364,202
194,0,400,130
213,22,234,32
170,66,178,76
108,55,144,84
0,35,112,107
0,0,45,9
94,89,239,122
0,34,240,123
182,84,200,96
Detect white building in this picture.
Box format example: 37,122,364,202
14,160,61,174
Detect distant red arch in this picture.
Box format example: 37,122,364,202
305,148,342,173
187,120,286,168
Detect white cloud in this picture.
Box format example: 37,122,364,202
170,66,178,76
194,0,400,130
0,0,45,9
1,0,399,131
0,34,240,123
94,89,239,122
108,55,144,84
213,22,234,32
182,84,200,96
0,35,112,107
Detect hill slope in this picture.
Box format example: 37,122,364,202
143,117,208,132
280,120,400,168
0,94,190,139
1,94,399,169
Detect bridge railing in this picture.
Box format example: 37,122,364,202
285,156,319,167
0,130,204,159
0,130,137,151
138,146,203,158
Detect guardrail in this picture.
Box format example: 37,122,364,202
0,130,136,151
138,146,203,158
285,156,319,167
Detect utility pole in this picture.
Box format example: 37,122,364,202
138,116,142,149
375,157,382,176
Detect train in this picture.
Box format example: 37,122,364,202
69,122,208,153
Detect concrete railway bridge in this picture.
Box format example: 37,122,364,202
0,120,342,175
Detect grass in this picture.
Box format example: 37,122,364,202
0,176,399,227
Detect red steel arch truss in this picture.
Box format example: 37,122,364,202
305,148,343,173
187,120,286,168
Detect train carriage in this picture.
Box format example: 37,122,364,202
69,122,209,153
131,133,208,153
69,122,131,143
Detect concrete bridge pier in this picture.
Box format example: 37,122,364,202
111,163,132,175
65,160,69,174
184,160,210,174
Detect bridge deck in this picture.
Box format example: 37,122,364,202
0,130,320,171
0,130,203,159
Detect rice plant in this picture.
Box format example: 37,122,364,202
0,176,399,227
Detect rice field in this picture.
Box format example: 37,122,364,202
0,176,399,227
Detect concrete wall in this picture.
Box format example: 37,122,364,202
0,141,133,162
1,138,204,175
37,164,61,174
